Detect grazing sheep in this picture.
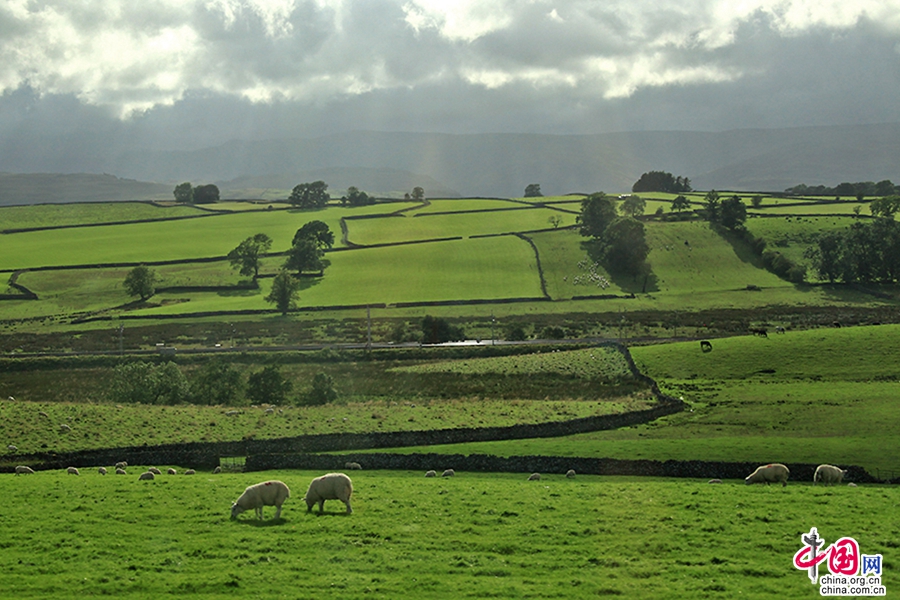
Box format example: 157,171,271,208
6,445,16,453
565,469,576,479
700,340,713,353
814,464,847,486
115,468,126,475
38,411,49,418
708,479,723,484
167,468,177,475
59,424,72,433
847,483,858,487
15,465,34,475
115,461,127,470
148,467,162,475
231,480,291,520
265,408,275,415
184,469,195,475
441,469,455,477
424,470,436,477
213,466,222,474
98,467,107,475
744,463,789,487
138,471,155,481
528,473,541,481
304,473,353,514
344,462,362,470
67,467,80,476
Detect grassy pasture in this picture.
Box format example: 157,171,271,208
749,202,870,216
345,208,579,246
0,469,895,599
0,204,401,272
132,236,543,315
406,198,525,214
389,326,900,474
0,202,206,230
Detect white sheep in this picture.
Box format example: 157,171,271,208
148,467,162,475
304,473,353,514
565,469,576,479
441,469,455,477
98,467,107,475
15,465,34,475
344,462,362,470
115,461,127,470
167,468,177,475
184,469,195,475
814,464,847,485
7,445,17,453
847,483,858,487
744,463,789,487
38,411,49,418
231,480,291,520
528,473,541,481
138,471,155,481
67,467,80,476
213,466,222,474
424,470,437,477
115,468,126,475
708,479,723,484
59,424,71,433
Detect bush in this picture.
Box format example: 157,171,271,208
247,366,293,405
421,315,465,344
505,325,528,342
302,373,338,406
540,326,566,339
191,359,245,406
108,361,190,405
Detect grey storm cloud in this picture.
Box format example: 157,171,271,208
0,0,898,142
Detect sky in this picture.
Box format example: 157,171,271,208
1,0,899,152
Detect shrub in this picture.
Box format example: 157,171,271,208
247,366,293,405
302,373,338,406
540,326,566,339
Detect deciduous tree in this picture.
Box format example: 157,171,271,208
265,270,300,315
227,233,272,280
173,182,193,203
289,181,329,209
577,192,617,238
123,265,156,300
524,183,543,197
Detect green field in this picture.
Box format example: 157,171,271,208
1,469,894,599
383,326,900,474
0,201,207,230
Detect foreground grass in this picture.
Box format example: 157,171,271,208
1,470,894,599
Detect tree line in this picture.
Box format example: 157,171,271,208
174,180,426,207
785,180,898,199
108,359,337,407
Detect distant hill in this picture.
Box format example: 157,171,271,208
0,173,171,206
2,123,899,199
218,167,460,199
106,124,900,196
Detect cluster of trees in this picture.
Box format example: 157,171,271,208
806,217,900,284
404,187,425,202
701,191,748,230
785,180,898,199
632,171,691,193
173,183,220,204
577,192,649,276
108,359,337,406
289,181,330,209
524,183,543,197
340,186,375,206
267,220,335,315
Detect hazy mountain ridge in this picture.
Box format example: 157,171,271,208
1,123,898,202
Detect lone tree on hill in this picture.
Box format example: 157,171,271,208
524,183,543,197
671,195,691,213
265,270,300,315
289,181,329,209
123,265,157,301
227,233,272,280
173,182,193,203
576,192,617,238
596,217,650,275
192,184,220,204
619,195,646,217
410,186,425,202
284,239,324,276
718,196,747,230
293,220,334,250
